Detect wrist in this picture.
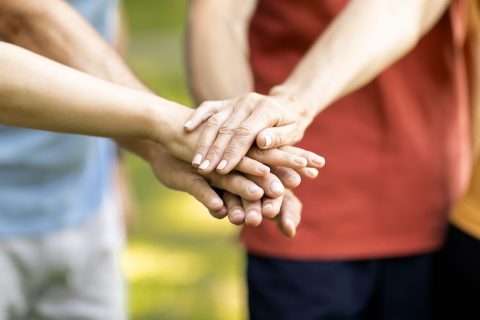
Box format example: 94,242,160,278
147,98,197,162
269,85,316,131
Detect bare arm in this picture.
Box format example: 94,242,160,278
187,0,256,102
185,0,451,173
0,42,185,144
0,0,144,90
271,0,452,122
0,1,325,229
0,0,255,216
187,0,309,235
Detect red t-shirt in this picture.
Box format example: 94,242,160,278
241,0,471,259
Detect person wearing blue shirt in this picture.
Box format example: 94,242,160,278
0,1,126,319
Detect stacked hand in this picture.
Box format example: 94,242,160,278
149,92,320,237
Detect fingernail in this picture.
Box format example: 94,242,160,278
193,154,203,165
285,218,296,237
184,120,192,128
232,210,243,217
264,135,273,148
247,210,259,219
263,204,273,213
305,168,319,178
248,184,263,195
269,181,284,194
294,157,307,166
199,160,210,170
209,198,222,208
217,160,228,170
257,164,270,174
312,156,326,167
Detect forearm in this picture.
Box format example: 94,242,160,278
187,0,256,102
0,0,170,158
0,42,192,148
0,0,144,91
271,0,451,123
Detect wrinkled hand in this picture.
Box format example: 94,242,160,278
164,104,322,178
148,145,302,218
210,162,314,237
183,92,313,174
221,189,303,238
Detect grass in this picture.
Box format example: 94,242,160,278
121,1,247,319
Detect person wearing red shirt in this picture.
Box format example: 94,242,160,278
186,0,470,319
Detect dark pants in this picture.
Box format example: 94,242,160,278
247,253,432,320
433,225,480,320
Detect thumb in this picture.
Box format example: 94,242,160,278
188,176,226,215
256,124,303,149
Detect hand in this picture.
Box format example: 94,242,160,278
183,92,313,173
221,189,302,237
148,145,299,219
205,165,304,222
214,164,313,231
276,190,302,238
157,103,319,177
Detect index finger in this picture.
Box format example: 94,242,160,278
214,107,281,174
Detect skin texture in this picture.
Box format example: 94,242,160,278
0,0,322,231
186,0,451,172
186,0,451,234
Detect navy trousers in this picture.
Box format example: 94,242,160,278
247,253,432,320
433,225,480,320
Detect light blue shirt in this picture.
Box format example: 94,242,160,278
0,0,119,236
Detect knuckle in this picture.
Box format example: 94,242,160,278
227,174,242,187
280,151,291,162
218,124,236,136
196,141,212,151
207,146,223,159
223,146,240,161
249,148,266,159
165,172,190,190
221,174,241,191
234,124,254,138
206,115,221,127
274,134,284,146
190,177,206,190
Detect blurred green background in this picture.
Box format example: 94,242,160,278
121,1,246,319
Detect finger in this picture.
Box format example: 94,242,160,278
262,195,283,220
209,207,228,220
277,191,302,238
184,100,223,132
256,124,303,149
224,192,245,225
235,156,270,177
245,148,308,171
242,198,263,227
187,176,225,212
216,106,280,174
192,107,232,168
208,172,264,201
244,173,285,199
200,102,253,174
270,166,302,189
297,167,319,180
279,146,326,168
